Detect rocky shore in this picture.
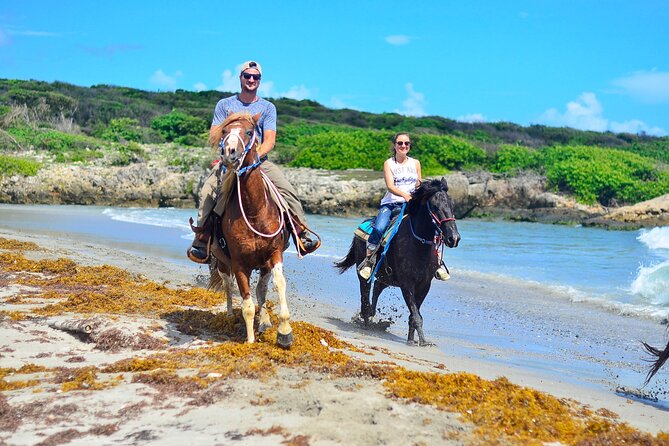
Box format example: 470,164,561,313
1,162,667,229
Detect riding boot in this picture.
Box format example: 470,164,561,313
187,217,211,264
358,244,377,280
434,262,450,281
290,215,321,255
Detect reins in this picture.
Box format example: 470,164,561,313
219,119,283,238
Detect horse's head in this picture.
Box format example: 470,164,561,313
409,177,461,248
210,112,260,169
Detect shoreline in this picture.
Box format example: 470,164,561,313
2,224,669,441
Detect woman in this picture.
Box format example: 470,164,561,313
358,133,450,281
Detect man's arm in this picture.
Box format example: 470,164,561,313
257,129,276,158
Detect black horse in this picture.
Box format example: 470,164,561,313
335,178,460,346
643,337,669,385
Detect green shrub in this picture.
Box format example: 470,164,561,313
98,117,143,142
489,145,539,173
109,142,145,166
540,145,663,205
0,155,41,176
6,126,104,163
150,111,207,143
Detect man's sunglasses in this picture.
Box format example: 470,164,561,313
242,73,261,81
396,141,411,146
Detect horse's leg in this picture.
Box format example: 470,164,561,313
256,267,272,334
271,259,292,349
370,281,388,323
414,282,434,347
401,287,421,346
232,267,255,344
216,262,234,316
358,277,372,326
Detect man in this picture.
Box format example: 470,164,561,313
188,60,319,262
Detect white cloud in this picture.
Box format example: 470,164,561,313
385,35,410,45
538,92,666,136
279,85,312,100
457,113,486,123
395,83,426,117
215,69,238,92
612,70,669,103
149,69,182,91
193,82,207,92
258,80,274,98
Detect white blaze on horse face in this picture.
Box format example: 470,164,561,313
224,127,243,157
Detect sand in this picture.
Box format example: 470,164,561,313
1,227,669,445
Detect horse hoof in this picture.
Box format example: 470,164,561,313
406,339,418,346
258,322,272,334
277,332,293,349
419,341,436,347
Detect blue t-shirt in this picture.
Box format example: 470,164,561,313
212,95,277,142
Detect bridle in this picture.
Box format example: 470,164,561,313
408,196,456,245
218,119,282,238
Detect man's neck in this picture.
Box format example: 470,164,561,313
238,91,259,104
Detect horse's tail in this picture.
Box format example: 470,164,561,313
207,259,224,291
334,240,357,274
642,339,669,385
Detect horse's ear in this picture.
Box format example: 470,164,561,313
252,112,262,125
440,177,449,191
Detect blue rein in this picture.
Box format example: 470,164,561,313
218,129,265,176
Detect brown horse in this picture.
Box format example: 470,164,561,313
208,112,293,348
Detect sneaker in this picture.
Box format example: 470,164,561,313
187,245,208,264
434,266,450,281
358,264,373,280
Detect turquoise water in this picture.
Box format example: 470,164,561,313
2,204,669,398
2,204,667,319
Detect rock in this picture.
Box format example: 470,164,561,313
1,162,667,229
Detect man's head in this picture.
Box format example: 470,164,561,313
239,60,262,94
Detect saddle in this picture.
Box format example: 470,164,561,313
354,206,405,248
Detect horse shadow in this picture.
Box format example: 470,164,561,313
322,315,407,345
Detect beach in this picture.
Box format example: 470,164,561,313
1,206,669,445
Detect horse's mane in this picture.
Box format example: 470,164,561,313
407,179,448,215
208,112,255,147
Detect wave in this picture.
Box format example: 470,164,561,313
102,208,194,233
630,260,669,306
638,227,669,254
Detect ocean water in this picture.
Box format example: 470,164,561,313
1,204,667,321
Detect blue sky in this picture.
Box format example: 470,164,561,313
1,1,668,136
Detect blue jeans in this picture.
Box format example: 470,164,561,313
368,203,401,247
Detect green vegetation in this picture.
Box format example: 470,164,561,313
0,154,41,177
1,78,668,207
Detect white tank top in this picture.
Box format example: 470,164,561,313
380,156,419,206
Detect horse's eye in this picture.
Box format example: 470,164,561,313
246,130,253,137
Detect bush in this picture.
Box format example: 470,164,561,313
98,117,143,142
489,145,539,173
539,145,664,205
6,126,104,163
0,155,41,177
150,111,207,143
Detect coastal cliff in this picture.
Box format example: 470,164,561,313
1,162,666,229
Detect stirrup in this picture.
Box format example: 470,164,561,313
357,255,375,280
187,245,210,264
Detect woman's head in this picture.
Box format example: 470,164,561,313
392,133,411,156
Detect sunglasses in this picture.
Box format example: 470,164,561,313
396,141,411,146
242,73,261,81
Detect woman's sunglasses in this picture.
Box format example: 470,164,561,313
396,141,411,146
242,73,261,81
